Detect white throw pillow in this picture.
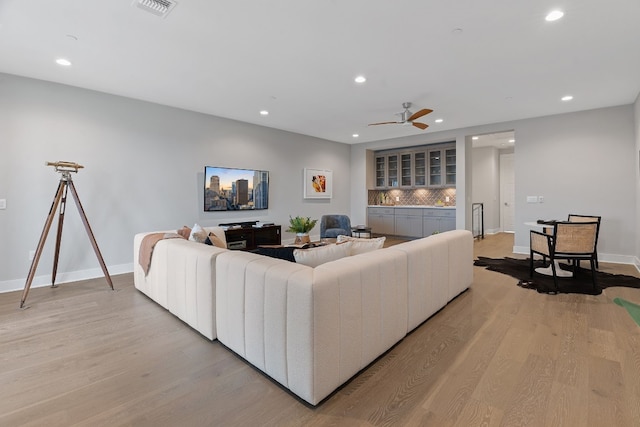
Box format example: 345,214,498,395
294,242,352,268
336,235,386,255
189,223,208,243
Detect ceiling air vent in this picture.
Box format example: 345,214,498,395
132,0,177,18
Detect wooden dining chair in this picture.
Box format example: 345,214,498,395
567,214,601,268
530,221,599,292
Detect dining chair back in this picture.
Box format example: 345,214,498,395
567,214,601,267
530,221,599,292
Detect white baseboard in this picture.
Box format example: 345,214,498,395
0,263,133,294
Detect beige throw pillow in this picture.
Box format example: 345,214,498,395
177,226,191,239
294,242,352,267
206,233,226,248
336,235,386,255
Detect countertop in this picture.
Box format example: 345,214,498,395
368,205,456,209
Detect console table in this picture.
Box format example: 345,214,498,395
224,225,281,251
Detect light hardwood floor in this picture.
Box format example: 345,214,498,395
2,233,640,426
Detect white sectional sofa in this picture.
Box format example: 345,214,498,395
133,229,473,405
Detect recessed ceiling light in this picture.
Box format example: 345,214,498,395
435,119,443,123
354,75,366,84
472,136,479,140
352,134,359,138
545,10,564,21
509,139,515,143
561,95,573,101
259,110,269,116
55,58,72,66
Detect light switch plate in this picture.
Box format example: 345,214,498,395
526,196,538,203
0,199,6,209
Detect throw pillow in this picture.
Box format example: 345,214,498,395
336,235,386,255
177,226,191,239
205,232,226,248
256,246,297,262
294,242,352,268
189,223,208,243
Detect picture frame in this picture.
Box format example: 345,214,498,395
303,168,332,199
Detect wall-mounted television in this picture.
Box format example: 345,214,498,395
204,166,269,211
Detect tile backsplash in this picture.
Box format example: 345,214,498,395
368,188,456,206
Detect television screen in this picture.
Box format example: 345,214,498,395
204,166,269,211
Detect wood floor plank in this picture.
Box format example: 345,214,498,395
2,233,640,426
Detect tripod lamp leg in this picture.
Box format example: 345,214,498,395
68,180,114,290
51,182,68,288
20,181,65,308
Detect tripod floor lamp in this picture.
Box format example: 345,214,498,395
20,161,113,308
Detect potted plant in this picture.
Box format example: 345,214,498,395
287,215,317,244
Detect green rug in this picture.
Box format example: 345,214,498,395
613,298,640,327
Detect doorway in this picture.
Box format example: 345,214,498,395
500,153,515,232
470,131,515,234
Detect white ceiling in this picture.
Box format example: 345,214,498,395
1,0,639,144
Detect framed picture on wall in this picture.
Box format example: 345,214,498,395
303,168,332,199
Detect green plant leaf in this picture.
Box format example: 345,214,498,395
286,215,318,233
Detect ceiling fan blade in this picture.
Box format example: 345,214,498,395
408,108,433,121
412,122,429,130
368,121,399,126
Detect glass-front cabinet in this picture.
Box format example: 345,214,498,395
374,153,400,188
445,148,456,185
373,143,455,188
400,153,412,187
387,154,398,187
375,156,385,187
428,149,442,186
413,152,426,186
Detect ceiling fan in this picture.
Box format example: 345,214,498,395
368,102,433,130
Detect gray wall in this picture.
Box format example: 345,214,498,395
0,73,351,292
635,93,640,270
512,105,636,263
351,104,638,266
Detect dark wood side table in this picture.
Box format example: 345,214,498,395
351,226,372,238
224,225,281,250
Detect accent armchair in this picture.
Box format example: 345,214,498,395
320,214,352,239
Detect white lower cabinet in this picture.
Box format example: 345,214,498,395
368,206,455,237
423,208,456,236
393,208,423,238
367,207,395,235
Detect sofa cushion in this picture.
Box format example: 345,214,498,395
256,246,297,262
293,242,351,267
336,235,386,255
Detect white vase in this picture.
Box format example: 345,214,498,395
295,233,311,244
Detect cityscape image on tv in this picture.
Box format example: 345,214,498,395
204,166,269,211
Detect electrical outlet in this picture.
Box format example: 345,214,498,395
29,250,35,261
0,199,6,209
395,196,400,202
445,196,450,202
